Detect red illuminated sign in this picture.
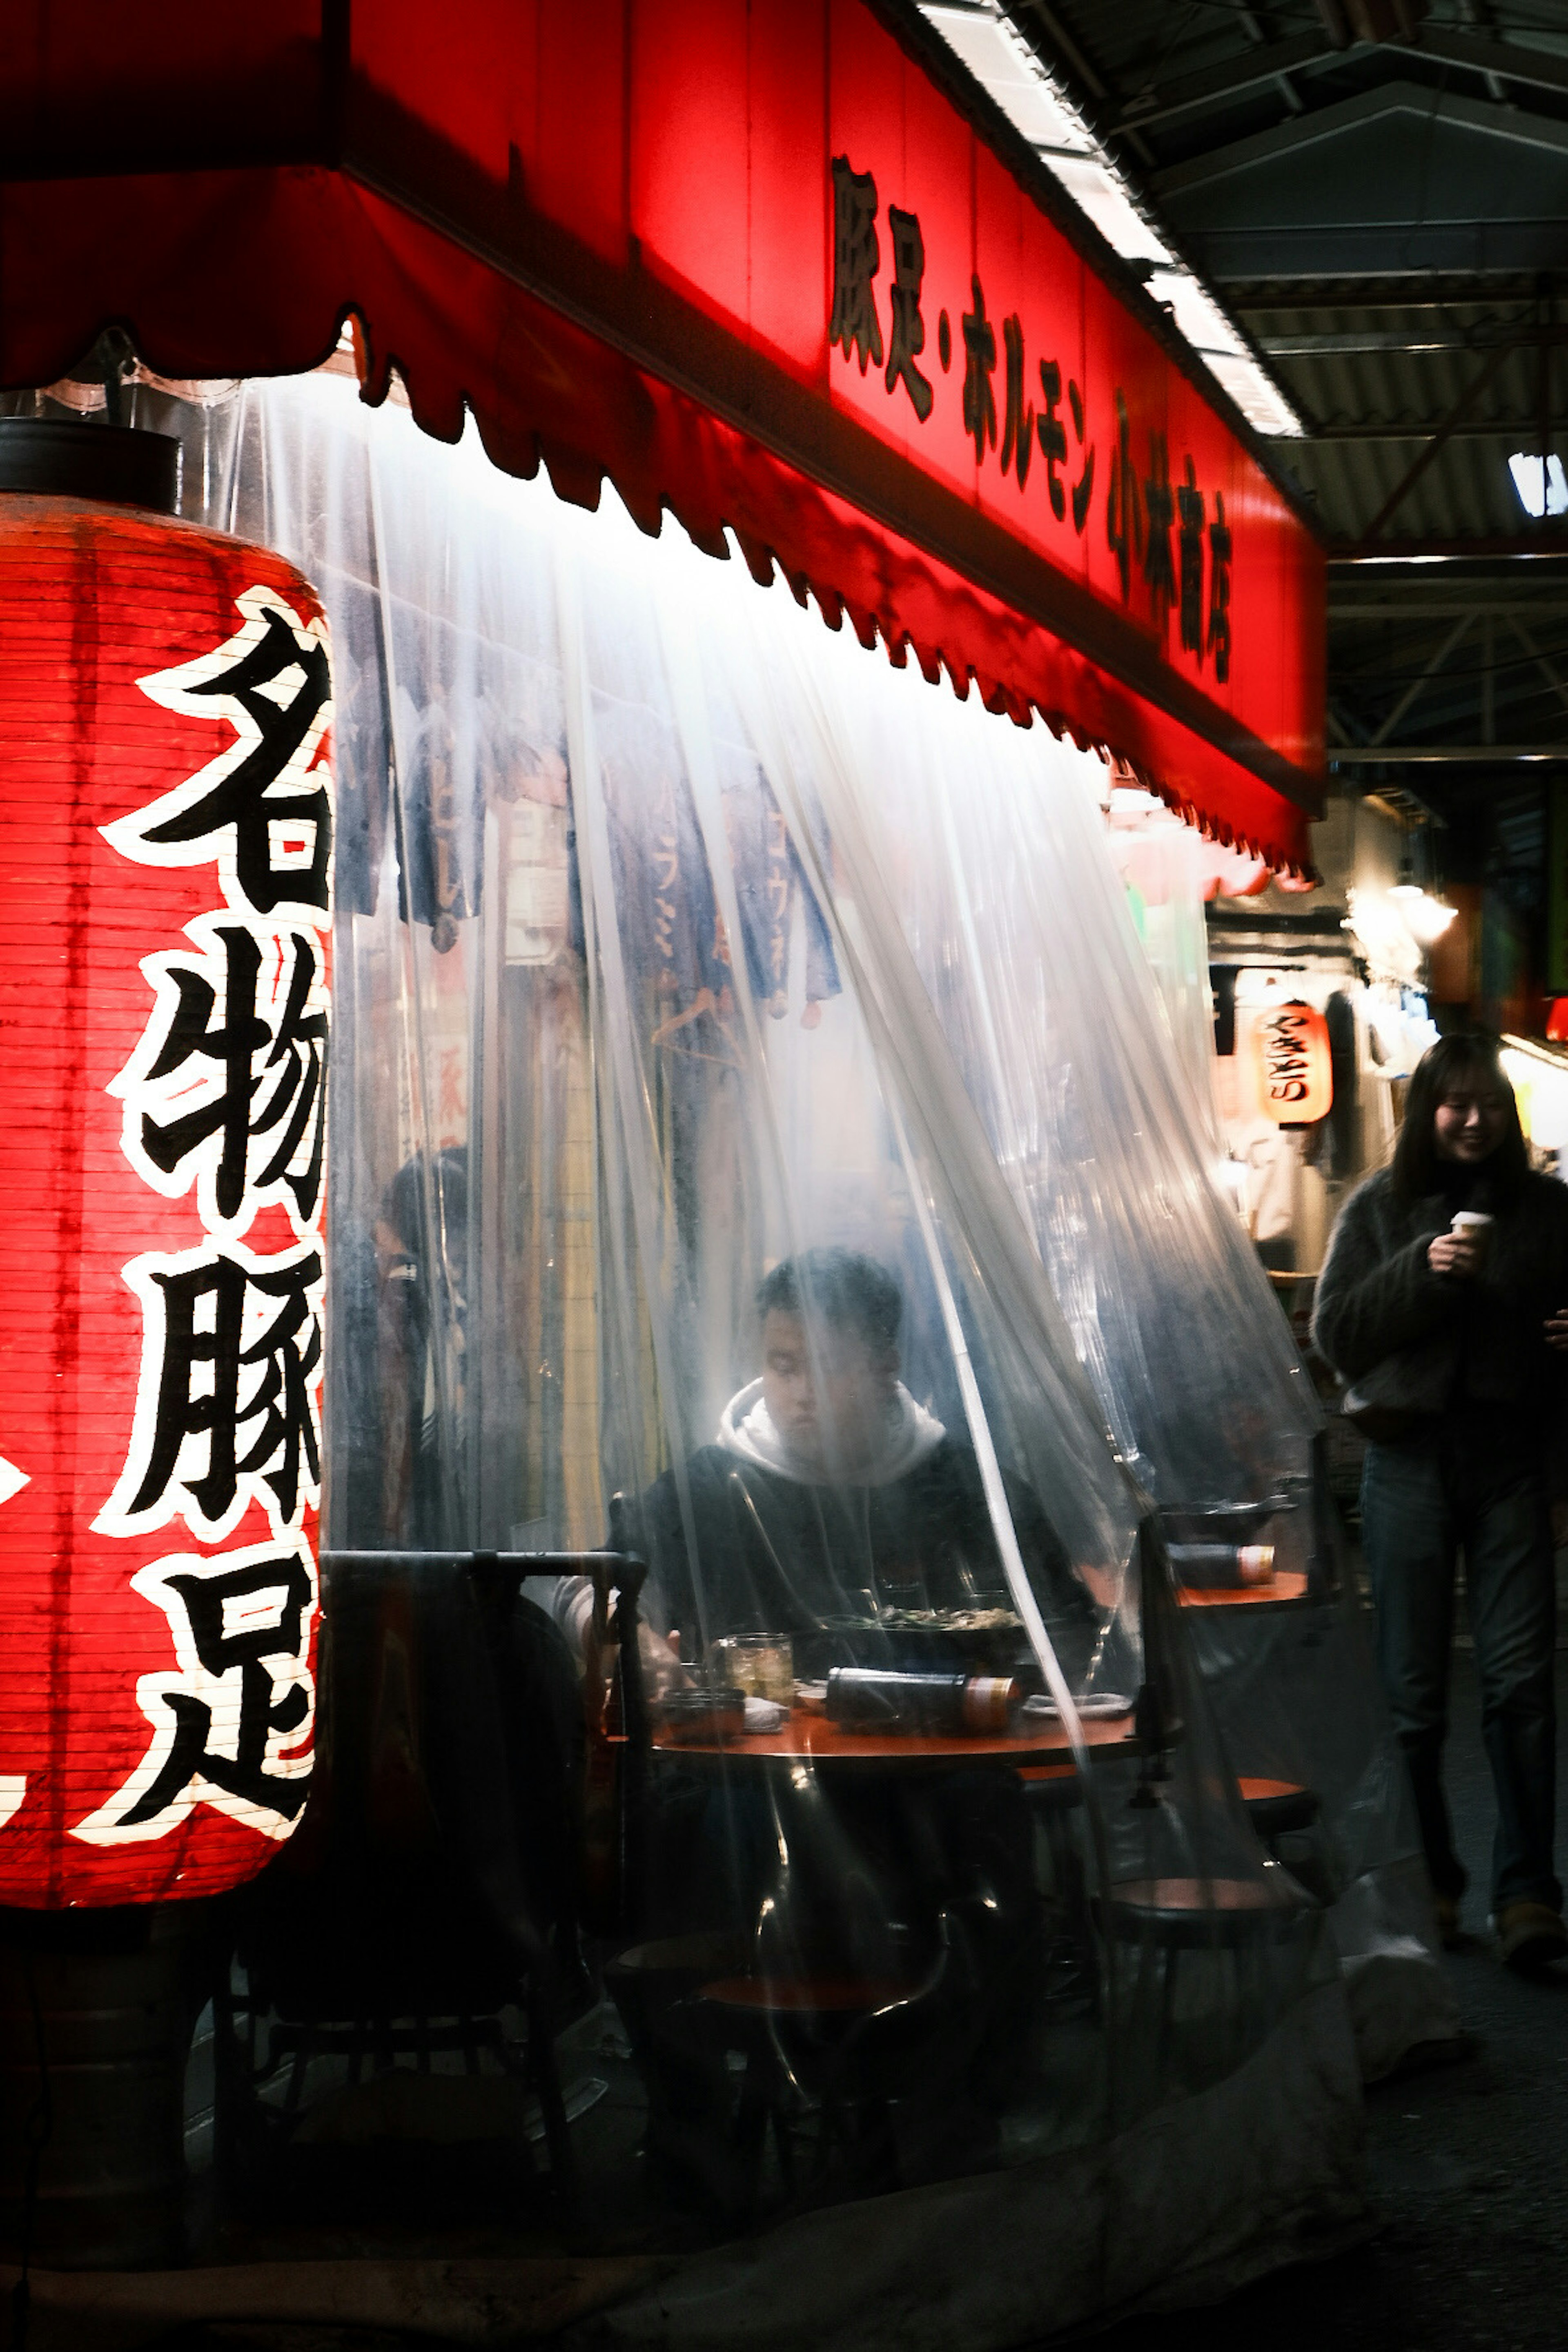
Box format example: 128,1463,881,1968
1255,1000,1334,1125
464,0,1322,787
826,149,1236,685
0,0,1325,862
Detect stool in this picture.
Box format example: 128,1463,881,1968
692,1938,955,2218
1101,1872,1307,2069
604,1934,751,2211
1238,1777,1332,1902
1239,1777,1321,1844
1106,1873,1307,1931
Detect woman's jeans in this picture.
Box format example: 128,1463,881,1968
1361,1417,1559,1913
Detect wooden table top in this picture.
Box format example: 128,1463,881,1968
650,1701,1139,1768
1178,1570,1311,1611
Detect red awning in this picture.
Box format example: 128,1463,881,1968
0,5,1324,875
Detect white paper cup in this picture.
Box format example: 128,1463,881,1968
1451,1209,1494,1256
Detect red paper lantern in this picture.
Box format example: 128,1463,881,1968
1547,998,1568,1045
0,423,330,1909
1254,998,1333,1125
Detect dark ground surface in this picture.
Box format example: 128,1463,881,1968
1094,1644,1568,2352
111,1650,1568,2352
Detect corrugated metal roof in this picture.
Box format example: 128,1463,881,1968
1287,434,1537,545
991,0,1568,853
1236,301,1561,541
991,2,1568,547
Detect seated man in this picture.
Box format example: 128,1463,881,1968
572,1252,1091,2188
543,1245,1093,1677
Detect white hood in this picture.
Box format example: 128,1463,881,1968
717,1377,946,1489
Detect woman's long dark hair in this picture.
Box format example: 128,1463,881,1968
1391,1031,1529,1205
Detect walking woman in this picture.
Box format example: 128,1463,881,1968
1314,1032,1568,1971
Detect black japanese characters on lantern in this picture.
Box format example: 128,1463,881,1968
118,921,327,1231
825,154,1234,667
105,1545,316,1833
1068,380,1096,532
110,1247,324,1538
88,584,331,1849
1037,359,1066,520
112,603,333,918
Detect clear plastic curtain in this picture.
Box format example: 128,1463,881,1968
744,617,1317,1517
751,619,1451,2074
1096,813,1456,2069
165,369,1338,2227
1106,817,1225,1158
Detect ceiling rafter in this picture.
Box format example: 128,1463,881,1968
1392,24,1568,105
1149,78,1568,201
1263,323,1568,355
1507,613,1568,717
1356,339,1524,544
1090,25,1568,167
1309,417,1568,443
1330,600,1568,616
1232,281,1545,314
1370,612,1477,745
1114,31,1339,136
1333,532,1568,557
1327,745,1568,760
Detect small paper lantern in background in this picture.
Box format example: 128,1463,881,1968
0,420,331,1911
1253,998,1333,1125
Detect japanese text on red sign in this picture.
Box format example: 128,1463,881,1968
830,155,1233,681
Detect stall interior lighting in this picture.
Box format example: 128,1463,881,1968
1401,892,1457,946
1502,1032,1568,1072
1501,1035,1568,1154
1388,858,1456,943
919,2,1305,439
1508,452,1568,520
1105,774,1275,895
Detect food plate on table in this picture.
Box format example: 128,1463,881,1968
808,1606,1031,1680
874,1606,1023,1633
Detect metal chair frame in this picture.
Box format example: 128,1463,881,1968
212,1548,649,2212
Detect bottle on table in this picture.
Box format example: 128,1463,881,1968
1167,1542,1275,1588
826,1666,1020,1734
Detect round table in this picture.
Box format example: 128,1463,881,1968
650,1702,1139,1774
